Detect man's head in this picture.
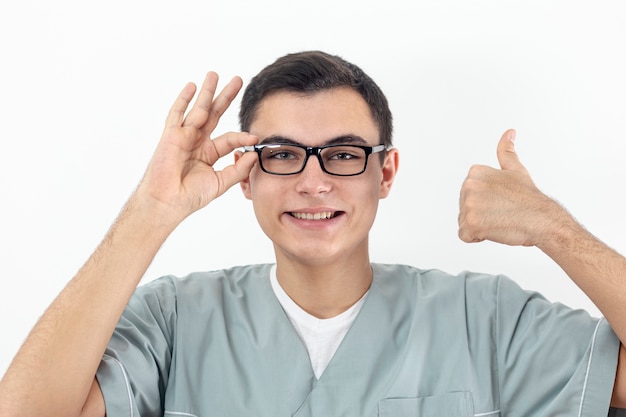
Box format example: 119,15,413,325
236,51,399,267
239,50,393,149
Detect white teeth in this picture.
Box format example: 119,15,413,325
291,212,335,220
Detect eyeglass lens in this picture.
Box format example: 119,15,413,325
259,145,368,175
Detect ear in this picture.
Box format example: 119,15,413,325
234,150,253,200
379,148,399,198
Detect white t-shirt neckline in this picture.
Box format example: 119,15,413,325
269,264,368,379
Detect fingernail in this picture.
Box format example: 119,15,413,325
509,130,516,143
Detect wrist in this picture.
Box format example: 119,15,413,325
534,202,588,254
113,191,184,246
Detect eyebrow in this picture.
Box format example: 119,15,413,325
258,135,369,146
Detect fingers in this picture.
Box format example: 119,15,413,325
457,204,486,243
201,76,243,135
184,73,243,133
204,131,258,165
496,129,528,174
457,167,485,243
165,82,198,128
164,72,243,132
219,151,258,189
182,72,220,129
201,146,258,203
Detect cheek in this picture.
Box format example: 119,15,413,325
361,169,384,199
246,165,265,195
358,175,385,219
342,179,382,215
248,173,280,220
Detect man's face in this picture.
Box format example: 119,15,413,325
240,87,398,266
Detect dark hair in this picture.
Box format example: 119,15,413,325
239,50,393,148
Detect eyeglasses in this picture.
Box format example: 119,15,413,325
243,143,387,176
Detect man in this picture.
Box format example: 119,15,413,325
0,50,624,416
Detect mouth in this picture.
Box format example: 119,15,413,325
289,211,342,220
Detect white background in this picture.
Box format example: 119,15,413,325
1,0,625,377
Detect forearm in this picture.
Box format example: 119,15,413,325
0,194,176,417
538,215,626,342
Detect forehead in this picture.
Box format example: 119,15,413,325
248,87,380,146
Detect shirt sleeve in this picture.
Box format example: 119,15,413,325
495,275,620,417
96,276,177,417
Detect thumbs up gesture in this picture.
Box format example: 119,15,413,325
458,129,567,247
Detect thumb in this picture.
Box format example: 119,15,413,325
496,129,527,173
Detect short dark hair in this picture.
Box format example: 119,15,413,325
239,50,393,148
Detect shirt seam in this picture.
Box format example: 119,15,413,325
164,411,199,417
475,410,501,416
102,353,134,417
495,275,502,414
577,318,604,417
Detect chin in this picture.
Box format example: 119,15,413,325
274,237,369,267
274,242,340,265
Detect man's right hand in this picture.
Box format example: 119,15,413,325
136,72,259,228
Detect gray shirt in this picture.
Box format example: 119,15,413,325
96,263,621,416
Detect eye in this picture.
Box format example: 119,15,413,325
264,146,301,161
326,147,364,161
331,152,355,160
270,151,296,160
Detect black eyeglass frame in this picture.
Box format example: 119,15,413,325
243,143,387,176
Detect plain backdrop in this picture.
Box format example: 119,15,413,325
1,0,625,377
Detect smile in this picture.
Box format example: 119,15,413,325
290,211,338,220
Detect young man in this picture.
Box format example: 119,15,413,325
0,51,625,417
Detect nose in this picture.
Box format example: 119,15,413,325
294,153,333,194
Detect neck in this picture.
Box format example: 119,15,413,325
274,247,373,319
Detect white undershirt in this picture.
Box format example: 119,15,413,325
269,265,368,379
